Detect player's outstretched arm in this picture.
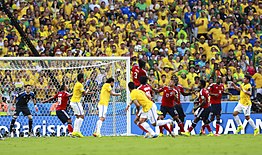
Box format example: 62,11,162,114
42,96,55,103
125,101,133,111
33,98,38,112
110,90,121,96
231,82,240,91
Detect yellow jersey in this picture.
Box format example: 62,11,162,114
130,89,153,112
98,83,112,106
239,83,252,106
252,73,262,89
71,82,85,102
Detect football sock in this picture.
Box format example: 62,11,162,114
163,124,172,134
188,122,197,132
233,115,242,126
156,119,171,126
216,124,220,134
159,126,164,134
10,117,17,132
96,120,103,134
201,124,206,132
178,122,185,132
29,119,33,133
248,118,256,129
206,124,212,132
78,118,83,132
137,122,148,133
68,123,73,133
73,119,79,132
140,122,155,135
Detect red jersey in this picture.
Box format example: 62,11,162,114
199,88,209,108
131,65,147,87
53,91,70,110
137,84,153,99
159,86,178,108
173,85,185,105
208,83,224,104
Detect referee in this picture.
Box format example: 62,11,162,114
9,85,37,137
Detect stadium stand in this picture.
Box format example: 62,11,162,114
0,0,261,116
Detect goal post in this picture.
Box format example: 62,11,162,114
0,57,131,137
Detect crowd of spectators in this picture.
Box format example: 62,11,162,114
0,0,261,114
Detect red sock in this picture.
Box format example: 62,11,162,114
170,124,173,131
159,126,164,134
188,126,194,132
216,124,220,134
163,124,172,134
206,124,212,132
138,124,148,133
68,124,73,133
201,125,206,132
178,122,185,132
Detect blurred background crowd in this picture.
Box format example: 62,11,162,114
0,0,262,114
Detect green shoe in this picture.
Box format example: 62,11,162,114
254,128,259,136
181,131,190,137
235,125,243,134
207,132,214,137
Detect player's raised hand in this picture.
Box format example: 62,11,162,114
125,105,130,111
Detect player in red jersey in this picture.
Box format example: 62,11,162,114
42,84,73,135
157,78,185,136
208,76,231,136
131,59,147,87
173,76,193,123
183,80,213,136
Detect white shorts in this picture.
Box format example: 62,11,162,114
140,103,158,124
98,105,108,118
70,102,84,115
234,102,251,116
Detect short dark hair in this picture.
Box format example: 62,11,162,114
24,84,31,88
77,73,84,81
139,76,147,85
245,75,251,82
60,83,65,91
128,82,135,90
138,59,146,68
200,80,206,88
106,77,114,83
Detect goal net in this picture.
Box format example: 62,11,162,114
0,57,131,137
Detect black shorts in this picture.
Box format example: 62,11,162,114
175,104,186,118
56,110,71,124
14,106,31,116
195,107,211,119
160,106,178,118
210,104,222,116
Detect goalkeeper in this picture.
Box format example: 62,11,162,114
9,85,38,137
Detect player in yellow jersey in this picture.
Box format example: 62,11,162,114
93,78,121,137
126,82,173,138
70,73,92,138
231,75,259,136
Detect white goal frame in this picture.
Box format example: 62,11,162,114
0,57,131,136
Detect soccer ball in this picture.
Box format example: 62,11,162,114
134,45,142,52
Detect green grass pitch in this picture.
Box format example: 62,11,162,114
0,135,261,155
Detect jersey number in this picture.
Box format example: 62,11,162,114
134,72,138,79
58,97,62,105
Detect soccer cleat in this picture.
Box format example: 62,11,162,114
254,128,259,136
77,132,84,138
170,132,176,138
29,132,34,137
93,132,101,138
182,131,190,137
158,133,163,137
144,133,151,138
199,129,206,136
235,125,243,134
214,134,221,136
72,131,78,137
151,134,158,138
207,132,214,137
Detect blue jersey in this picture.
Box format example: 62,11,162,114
15,91,35,107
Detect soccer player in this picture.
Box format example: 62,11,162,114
131,59,147,87
9,85,37,137
42,84,73,136
93,78,121,137
157,78,185,136
70,73,92,138
231,75,259,136
208,76,231,136
183,80,213,136
127,82,173,138
173,76,192,123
